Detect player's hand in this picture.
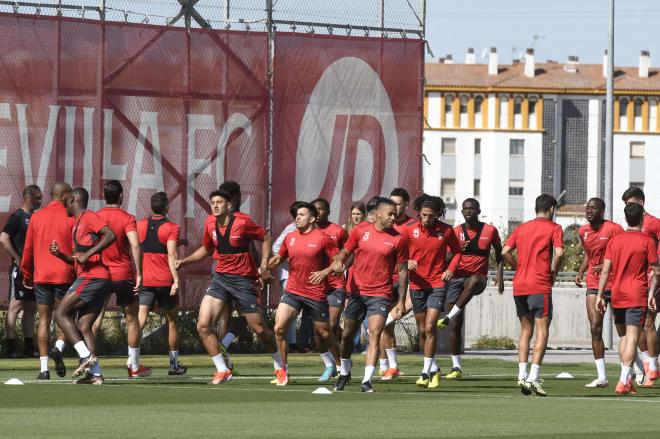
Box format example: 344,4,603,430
408,260,418,271
170,281,179,296
649,295,657,312
595,296,606,314
460,241,470,252
309,270,328,285
174,259,184,271
441,270,453,281
390,303,403,320
49,240,61,257
259,266,272,282
574,273,583,288
23,276,33,290
133,276,143,296
76,252,90,265
331,260,344,273
592,264,603,275
495,272,504,294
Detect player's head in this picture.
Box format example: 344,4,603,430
312,198,330,224
535,194,557,217
349,201,366,226
65,187,89,216
150,192,169,216
209,189,232,217
414,194,445,228
23,184,42,211
103,180,123,205
375,198,397,229
622,187,645,207
390,188,410,220
365,196,380,223
219,181,242,212
293,201,318,231
50,182,72,203
461,198,481,223
288,201,306,219
585,197,605,223
624,202,644,228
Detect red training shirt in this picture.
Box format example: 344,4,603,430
97,207,137,281
278,227,339,301
405,220,461,289
505,218,564,296
318,221,348,290
605,230,658,308
392,216,414,284
453,223,501,278
578,220,624,290
72,210,111,279
21,201,75,284
137,215,180,287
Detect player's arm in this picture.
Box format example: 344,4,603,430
395,261,408,311
575,254,589,288
126,230,143,293
258,233,273,281
596,259,612,313
501,245,516,270
0,232,20,265
550,247,564,285
75,226,116,265
175,245,212,269
20,224,34,287
332,248,352,273
167,239,179,296
650,265,660,310
492,239,505,294
310,239,340,285
443,230,462,281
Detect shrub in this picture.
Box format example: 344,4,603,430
471,335,516,350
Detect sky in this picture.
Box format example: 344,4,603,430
425,0,660,67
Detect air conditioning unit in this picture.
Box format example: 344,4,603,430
442,196,456,205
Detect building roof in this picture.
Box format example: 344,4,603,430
425,62,660,93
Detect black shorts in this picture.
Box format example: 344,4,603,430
327,288,346,309
411,288,446,314
514,294,553,320
140,286,178,311
67,278,111,309
586,288,611,302
343,295,391,322
205,273,261,314
9,265,35,301
281,291,329,322
446,277,468,304
110,280,136,307
35,283,71,305
613,306,646,327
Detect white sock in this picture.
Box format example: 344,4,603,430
54,340,65,352
430,358,439,373
363,365,376,383
169,351,179,367
528,364,541,382
595,358,607,381
211,353,228,372
89,362,102,376
272,350,285,370
451,355,462,370
635,351,645,371
649,357,658,372
385,313,395,326
447,305,462,320
40,356,49,373
320,351,335,368
422,357,433,375
128,347,140,372
340,358,351,376
221,332,236,349
620,365,631,384
641,351,650,362
385,348,398,369
73,341,91,359
379,358,389,372
518,362,528,380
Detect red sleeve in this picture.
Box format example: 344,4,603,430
505,228,517,249
648,239,659,265
395,235,408,264
491,226,502,246
604,240,614,261
277,234,289,258
20,222,34,279
168,224,180,242
202,218,213,249
344,227,360,253
125,215,137,233
553,225,564,249
242,218,267,241
338,227,348,248
88,213,108,234
446,229,462,272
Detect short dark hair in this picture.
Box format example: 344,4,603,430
23,184,41,199
72,187,89,209
413,193,446,217
624,202,644,227
209,189,233,202
535,194,557,213
376,198,396,210
292,201,318,219
390,187,410,203
587,197,605,210
103,180,123,204
289,201,306,218
462,198,480,209
151,192,169,215
219,181,242,211
312,197,330,211
366,196,381,213
622,187,645,203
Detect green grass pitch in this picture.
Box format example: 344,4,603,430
2,354,660,438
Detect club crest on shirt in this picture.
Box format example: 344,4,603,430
362,232,370,241
412,228,420,238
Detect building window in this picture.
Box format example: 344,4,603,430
634,98,643,117
619,98,629,129
509,180,524,196
444,94,454,127
630,141,645,158
513,97,522,115
460,96,469,114
499,96,508,128
650,98,658,130
509,139,525,156
474,96,483,114
474,179,481,197
528,97,538,129
474,138,481,155
441,179,456,204
441,138,456,155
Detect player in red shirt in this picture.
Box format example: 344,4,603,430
137,192,185,375
596,202,660,394
502,194,564,396
268,202,340,385
621,186,660,382
21,182,75,379
332,197,408,393
50,187,116,384
575,197,624,388
436,198,504,380
404,194,461,388
176,189,281,385
95,180,150,378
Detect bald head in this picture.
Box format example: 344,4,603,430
51,182,72,202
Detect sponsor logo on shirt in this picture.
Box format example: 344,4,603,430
383,242,394,247
307,244,318,248
362,232,370,241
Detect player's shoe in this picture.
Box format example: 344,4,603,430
49,347,66,377
436,316,449,329
526,379,547,396
633,363,646,385
128,365,153,378
36,371,50,380
416,373,429,388
627,377,637,394
333,374,351,391
72,355,97,378
168,364,188,376
380,368,400,381
615,378,636,395
643,360,650,376
318,365,337,382
275,368,289,386
75,374,104,385
208,371,233,385
584,378,609,388
360,381,374,393
428,371,441,389
643,370,657,387
518,379,532,395
445,367,462,379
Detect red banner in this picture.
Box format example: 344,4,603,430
271,34,424,235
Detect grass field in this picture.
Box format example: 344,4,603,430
2,354,660,438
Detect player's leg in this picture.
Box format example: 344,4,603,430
273,300,300,373
21,297,37,358
123,296,149,376
303,297,337,382
618,317,643,394
163,295,186,375
585,291,608,387
422,290,445,388
334,295,364,391
91,294,111,338
410,289,429,386
4,295,22,358
644,310,658,384
197,294,232,384
363,310,387,392
216,303,236,371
